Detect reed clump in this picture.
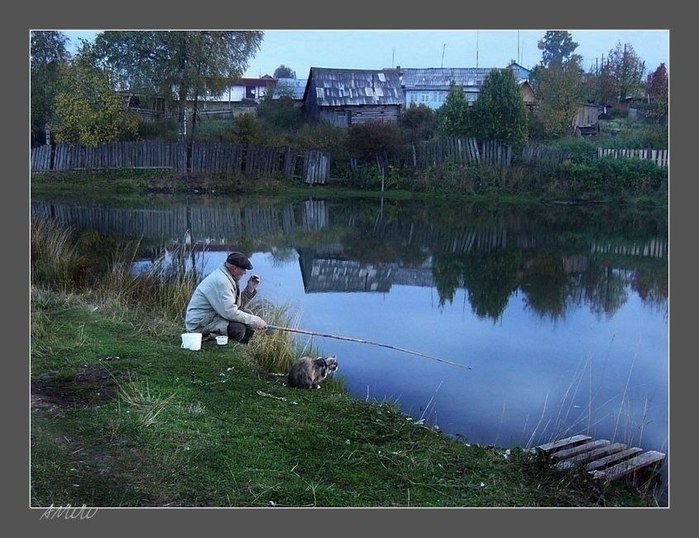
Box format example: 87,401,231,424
246,299,319,374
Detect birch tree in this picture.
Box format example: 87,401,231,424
31,31,70,145
83,31,263,144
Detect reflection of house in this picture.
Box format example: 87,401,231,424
297,247,438,293
301,67,404,127
298,249,393,293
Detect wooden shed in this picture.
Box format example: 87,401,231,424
572,104,604,136
301,67,404,127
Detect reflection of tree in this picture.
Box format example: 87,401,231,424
461,248,521,321
268,247,298,265
38,196,667,320
432,256,464,307
576,265,628,319
630,264,668,315
520,250,570,321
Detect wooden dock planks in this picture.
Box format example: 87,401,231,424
535,435,665,482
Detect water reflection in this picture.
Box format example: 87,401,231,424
31,196,668,485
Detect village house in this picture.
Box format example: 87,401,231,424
400,62,534,111
272,77,307,103
301,67,404,127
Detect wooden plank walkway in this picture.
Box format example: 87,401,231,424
534,435,666,482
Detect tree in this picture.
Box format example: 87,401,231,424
83,31,263,144
586,60,617,106
31,31,70,146
533,58,586,138
605,42,646,103
400,103,437,144
51,56,139,146
537,31,581,68
436,83,472,137
645,63,668,121
471,69,528,149
273,65,296,79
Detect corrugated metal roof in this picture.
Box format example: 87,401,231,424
401,67,528,90
306,67,403,107
401,68,494,89
273,78,307,100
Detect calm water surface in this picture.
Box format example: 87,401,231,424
32,194,669,498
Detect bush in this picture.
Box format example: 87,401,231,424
547,138,597,163
400,103,438,144
598,119,667,150
295,121,348,154
347,121,404,164
136,118,179,140
257,96,303,133
554,156,667,199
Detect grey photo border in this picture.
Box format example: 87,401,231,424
14,1,683,534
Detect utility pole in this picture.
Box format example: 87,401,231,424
476,32,479,68
441,43,446,68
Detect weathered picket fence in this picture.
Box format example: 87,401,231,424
406,137,512,168
32,139,669,184
597,148,668,168
31,140,331,184
521,145,571,167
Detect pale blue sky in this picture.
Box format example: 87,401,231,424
60,29,669,79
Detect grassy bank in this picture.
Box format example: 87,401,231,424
31,138,669,211
31,288,660,507
29,220,662,507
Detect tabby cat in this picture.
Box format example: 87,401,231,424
287,356,338,389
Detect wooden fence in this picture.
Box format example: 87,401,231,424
405,138,563,169
521,145,571,167
406,137,511,168
31,140,331,184
597,148,668,168
31,139,669,184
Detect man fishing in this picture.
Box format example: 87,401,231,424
184,251,268,344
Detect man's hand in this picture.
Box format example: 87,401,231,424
246,274,261,293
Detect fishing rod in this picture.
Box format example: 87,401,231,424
266,324,471,370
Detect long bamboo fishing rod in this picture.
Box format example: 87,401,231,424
267,325,471,370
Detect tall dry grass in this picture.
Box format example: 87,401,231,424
96,240,200,323
31,217,90,291
247,299,318,374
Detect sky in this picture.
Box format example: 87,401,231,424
61,29,669,80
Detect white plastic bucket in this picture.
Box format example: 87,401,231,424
216,335,229,346
181,332,202,351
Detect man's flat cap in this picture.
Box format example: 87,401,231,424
226,252,253,270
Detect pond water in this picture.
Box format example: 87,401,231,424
31,194,669,500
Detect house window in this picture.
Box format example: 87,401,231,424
246,86,256,100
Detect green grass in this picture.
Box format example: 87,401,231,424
30,288,659,507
